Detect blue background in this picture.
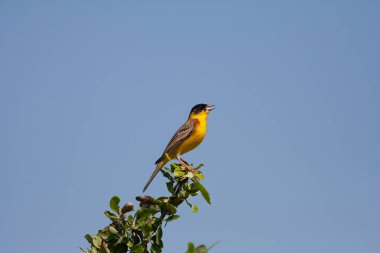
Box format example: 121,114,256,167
1,1,379,252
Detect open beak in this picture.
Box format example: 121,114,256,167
206,104,215,111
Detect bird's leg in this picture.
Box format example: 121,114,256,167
176,155,196,173
181,159,189,166
179,159,196,173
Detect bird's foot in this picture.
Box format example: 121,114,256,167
182,163,197,173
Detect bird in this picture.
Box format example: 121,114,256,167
143,104,215,192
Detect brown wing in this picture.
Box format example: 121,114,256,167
155,118,197,164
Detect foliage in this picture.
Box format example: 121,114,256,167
81,163,213,253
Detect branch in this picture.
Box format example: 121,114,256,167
81,162,211,253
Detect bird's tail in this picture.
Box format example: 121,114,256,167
143,159,167,192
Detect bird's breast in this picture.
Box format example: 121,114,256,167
177,121,207,155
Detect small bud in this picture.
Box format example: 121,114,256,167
121,202,134,214
136,195,154,204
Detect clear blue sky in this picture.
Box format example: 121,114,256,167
1,1,379,252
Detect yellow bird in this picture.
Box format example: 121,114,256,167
143,104,215,192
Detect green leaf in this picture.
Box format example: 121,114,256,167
104,211,119,222
190,183,200,193
100,233,108,240
184,182,191,191
192,204,199,213
92,235,102,249
195,163,205,170
151,243,163,253
109,195,120,214
108,226,118,234
196,172,204,181
85,234,93,245
161,168,174,181
127,241,133,248
141,222,153,235
197,183,211,204
171,162,180,169
157,226,163,242
163,203,177,215
179,190,188,199
130,243,145,253
127,214,134,224
185,199,193,208
116,236,124,245
165,214,180,222
186,242,195,253
135,208,156,221
173,168,185,177
166,181,174,193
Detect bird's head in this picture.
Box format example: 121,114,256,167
188,104,215,119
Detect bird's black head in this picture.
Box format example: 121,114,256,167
190,104,215,115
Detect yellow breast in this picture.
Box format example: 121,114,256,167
177,113,208,155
